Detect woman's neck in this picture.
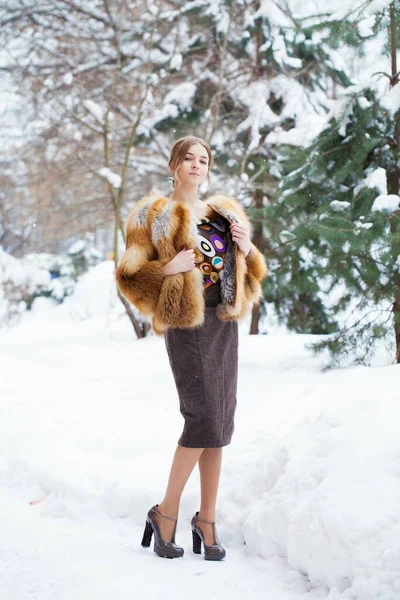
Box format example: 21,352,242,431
171,186,210,219
171,186,201,208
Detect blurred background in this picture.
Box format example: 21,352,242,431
0,0,399,365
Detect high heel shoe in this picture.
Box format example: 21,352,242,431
191,511,226,561
141,504,184,559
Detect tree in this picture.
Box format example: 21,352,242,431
267,1,400,365
0,0,189,337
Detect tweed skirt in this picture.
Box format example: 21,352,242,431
164,307,238,448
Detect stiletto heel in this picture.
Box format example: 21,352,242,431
191,511,226,561
192,527,202,554
141,504,184,559
141,519,153,547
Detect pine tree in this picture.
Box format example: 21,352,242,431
266,1,400,366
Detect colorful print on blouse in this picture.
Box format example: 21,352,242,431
195,216,228,288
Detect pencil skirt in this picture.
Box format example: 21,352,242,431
164,307,239,448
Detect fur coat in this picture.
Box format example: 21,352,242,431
115,193,268,335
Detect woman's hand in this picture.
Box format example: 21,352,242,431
162,249,196,276
230,223,251,257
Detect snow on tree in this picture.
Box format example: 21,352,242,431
266,1,400,365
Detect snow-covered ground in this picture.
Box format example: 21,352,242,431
1,262,399,600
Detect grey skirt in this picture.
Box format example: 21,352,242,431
164,307,238,448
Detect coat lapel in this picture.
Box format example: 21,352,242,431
204,194,251,229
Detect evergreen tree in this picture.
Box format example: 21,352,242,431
266,1,400,366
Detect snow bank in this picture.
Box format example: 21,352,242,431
241,361,400,598
19,260,122,327
1,260,400,599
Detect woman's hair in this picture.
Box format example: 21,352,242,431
168,136,213,188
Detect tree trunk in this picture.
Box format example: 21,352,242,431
388,2,400,362
250,301,262,335
113,209,147,338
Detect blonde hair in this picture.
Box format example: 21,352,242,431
168,136,213,188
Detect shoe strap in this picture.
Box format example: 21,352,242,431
196,513,217,545
155,505,178,523
196,514,215,526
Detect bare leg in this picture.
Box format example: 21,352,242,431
157,445,204,542
197,447,223,546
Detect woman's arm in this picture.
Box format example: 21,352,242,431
115,197,197,315
115,223,166,316
245,242,268,282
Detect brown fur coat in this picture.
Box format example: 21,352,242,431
115,193,268,335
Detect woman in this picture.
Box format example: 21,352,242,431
115,136,267,561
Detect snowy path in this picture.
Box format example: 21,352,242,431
0,321,327,600
1,305,399,599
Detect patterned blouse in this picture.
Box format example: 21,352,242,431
195,215,228,304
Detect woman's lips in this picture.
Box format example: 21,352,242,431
189,173,200,176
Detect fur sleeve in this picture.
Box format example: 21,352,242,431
115,198,166,315
242,243,268,304
246,243,268,282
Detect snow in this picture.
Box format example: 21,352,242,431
255,0,293,27
266,128,307,147
366,0,393,14
371,194,400,213
205,0,230,34
382,82,400,115
169,54,182,70
358,222,373,230
316,0,392,21
357,96,371,109
358,15,376,38
330,201,350,211
272,35,303,69
0,249,50,292
0,261,399,599
67,240,86,255
237,81,280,150
353,167,388,197
326,87,361,137
83,99,105,124
264,76,328,147
366,167,388,195
62,72,74,85
98,167,122,189
164,82,196,111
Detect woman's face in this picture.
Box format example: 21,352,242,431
173,143,209,187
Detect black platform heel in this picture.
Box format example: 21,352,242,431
191,511,226,561
192,527,202,554
141,519,153,547
141,504,184,559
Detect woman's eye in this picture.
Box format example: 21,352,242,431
185,156,207,165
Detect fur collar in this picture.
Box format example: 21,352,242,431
140,192,252,232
